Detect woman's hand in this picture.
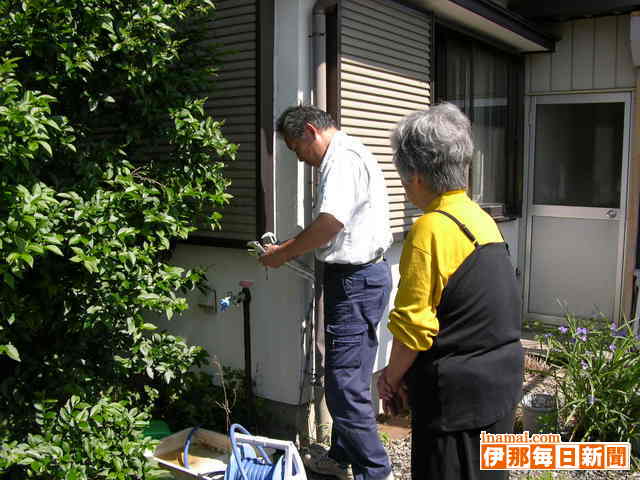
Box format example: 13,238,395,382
377,367,396,402
378,368,409,416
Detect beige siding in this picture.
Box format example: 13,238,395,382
550,22,572,91
528,14,635,94
199,0,258,241
617,15,636,87
339,0,432,234
594,16,618,88
572,18,595,90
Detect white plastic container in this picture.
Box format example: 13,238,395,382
521,392,556,434
146,427,230,480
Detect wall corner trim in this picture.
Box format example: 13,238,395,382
629,12,640,67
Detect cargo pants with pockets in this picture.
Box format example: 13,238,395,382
323,259,393,480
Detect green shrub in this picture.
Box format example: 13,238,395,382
154,366,259,435
1,395,155,480
0,0,236,478
538,314,640,444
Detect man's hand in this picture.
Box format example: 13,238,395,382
259,244,289,268
256,213,342,270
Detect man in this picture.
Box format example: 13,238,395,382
260,106,394,480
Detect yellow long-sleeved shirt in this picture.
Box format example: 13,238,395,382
388,190,504,351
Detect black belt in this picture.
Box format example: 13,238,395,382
324,255,384,272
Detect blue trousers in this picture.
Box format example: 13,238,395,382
323,260,392,480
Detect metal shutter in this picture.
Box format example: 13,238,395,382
339,0,432,234
199,0,258,242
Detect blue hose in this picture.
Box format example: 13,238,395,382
182,426,200,470
229,424,273,480
182,424,279,480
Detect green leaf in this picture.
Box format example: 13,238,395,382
3,273,14,288
3,343,21,362
38,141,52,156
45,245,63,256
83,259,98,273
20,253,34,268
23,216,36,229
69,234,84,245
43,235,63,245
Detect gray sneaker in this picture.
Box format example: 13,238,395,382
303,449,353,480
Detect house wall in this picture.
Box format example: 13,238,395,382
157,0,524,415
523,14,638,321
153,0,317,408
155,244,310,406
526,15,635,93
153,0,408,411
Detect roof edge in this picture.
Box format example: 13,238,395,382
449,0,556,51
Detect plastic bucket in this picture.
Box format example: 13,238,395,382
521,393,556,434
145,419,172,440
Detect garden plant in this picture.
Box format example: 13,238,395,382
537,314,640,449
0,1,238,478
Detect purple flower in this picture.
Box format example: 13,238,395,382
543,333,553,339
610,322,627,337
576,327,588,336
558,326,569,334
581,360,588,370
578,335,587,342
588,395,596,405
609,344,617,352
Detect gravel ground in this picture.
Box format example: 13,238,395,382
306,436,639,480
385,435,639,480
306,354,639,480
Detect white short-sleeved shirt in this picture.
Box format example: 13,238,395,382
315,131,393,264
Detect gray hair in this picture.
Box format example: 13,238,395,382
390,102,473,194
276,105,336,139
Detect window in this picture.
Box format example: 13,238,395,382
435,25,524,218
337,0,433,235
186,0,272,248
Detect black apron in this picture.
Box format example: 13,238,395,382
407,209,523,432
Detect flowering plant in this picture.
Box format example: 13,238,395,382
537,314,640,444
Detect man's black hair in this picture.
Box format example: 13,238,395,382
276,105,336,139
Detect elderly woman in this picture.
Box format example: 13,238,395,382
377,103,523,480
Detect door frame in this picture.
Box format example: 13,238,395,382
522,92,633,325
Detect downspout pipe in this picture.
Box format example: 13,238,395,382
311,0,337,445
313,1,335,110
241,285,253,427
